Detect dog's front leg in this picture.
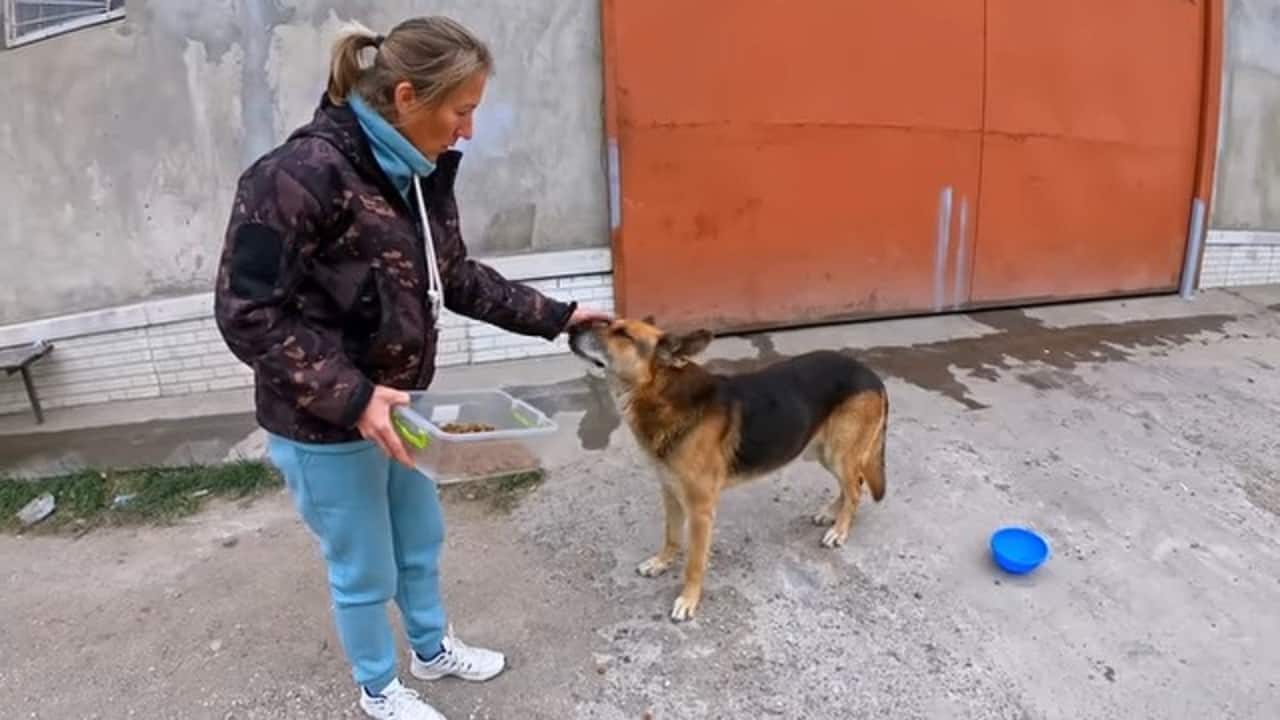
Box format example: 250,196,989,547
671,490,716,622
638,482,684,577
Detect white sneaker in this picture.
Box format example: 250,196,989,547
411,627,506,682
359,678,446,720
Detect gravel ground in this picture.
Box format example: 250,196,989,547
3,287,1279,719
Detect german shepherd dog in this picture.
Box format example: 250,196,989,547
568,317,888,621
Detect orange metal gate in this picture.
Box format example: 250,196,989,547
602,0,1222,332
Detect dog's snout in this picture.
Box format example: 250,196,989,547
568,323,607,369
570,318,605,336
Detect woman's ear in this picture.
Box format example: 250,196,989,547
392,80,417,117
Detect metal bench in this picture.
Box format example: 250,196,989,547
1,340,54,424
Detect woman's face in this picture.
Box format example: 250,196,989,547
393,71,487,161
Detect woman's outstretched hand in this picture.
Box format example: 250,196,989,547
565,305,612,331
357,385,414,468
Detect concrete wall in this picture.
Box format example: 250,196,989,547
0,0,608,326
1201,0,1280,289
1212,0,1280,232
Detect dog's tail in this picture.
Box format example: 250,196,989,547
863,391,888,502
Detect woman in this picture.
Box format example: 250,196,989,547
214,16,608,720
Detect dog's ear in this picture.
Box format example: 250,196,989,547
656,329,714,365
642,314,656,326
677,329,713,357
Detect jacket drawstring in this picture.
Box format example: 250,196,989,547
412,174,444,322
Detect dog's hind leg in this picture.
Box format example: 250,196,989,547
821,453,863,549
638,482,684,578
811,491,843,527
817,390,886,548
811,425,851,530
811,451,845,527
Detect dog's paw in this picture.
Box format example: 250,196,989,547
670,593,700,622
821,527,848,548
637,555,673,577
811,507,838,526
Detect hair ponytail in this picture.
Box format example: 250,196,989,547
327,21,382,104
325,17,493,118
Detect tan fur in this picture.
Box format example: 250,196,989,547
572,318,888,622
809,391,888,548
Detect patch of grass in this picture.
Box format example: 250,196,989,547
495,470,545,495
0,461,281,534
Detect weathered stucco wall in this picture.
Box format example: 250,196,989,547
0,0,607,325
1212,0,1280,231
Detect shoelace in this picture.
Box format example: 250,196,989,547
428,625,476,672
433,645,475,673
381,684,427,719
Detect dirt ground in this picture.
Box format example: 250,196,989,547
2,288,1279,719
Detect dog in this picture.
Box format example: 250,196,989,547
568,316,888,621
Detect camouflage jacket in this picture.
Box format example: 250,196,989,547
214,94,576,443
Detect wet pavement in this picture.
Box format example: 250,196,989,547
2,289,1268,478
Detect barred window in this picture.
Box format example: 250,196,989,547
3,0,124,48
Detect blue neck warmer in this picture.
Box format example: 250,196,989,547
348,93,436,202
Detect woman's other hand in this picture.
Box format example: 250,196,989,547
357,385,414,467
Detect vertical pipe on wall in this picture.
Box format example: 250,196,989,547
599,0,626,315
607,140,621,233
1179,198,1207,299
1184,0,1226,298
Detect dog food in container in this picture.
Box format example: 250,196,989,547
391,389,558,484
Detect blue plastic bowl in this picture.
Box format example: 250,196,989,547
990,527,1049,575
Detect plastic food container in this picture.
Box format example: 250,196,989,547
391,389,558,484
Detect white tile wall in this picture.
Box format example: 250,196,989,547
0,273,613,417
1199,244,1280,288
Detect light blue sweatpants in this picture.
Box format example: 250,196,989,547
266,434,447,693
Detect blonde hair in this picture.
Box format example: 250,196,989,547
326,17,493,118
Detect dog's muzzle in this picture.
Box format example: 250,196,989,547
568,323,607,369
